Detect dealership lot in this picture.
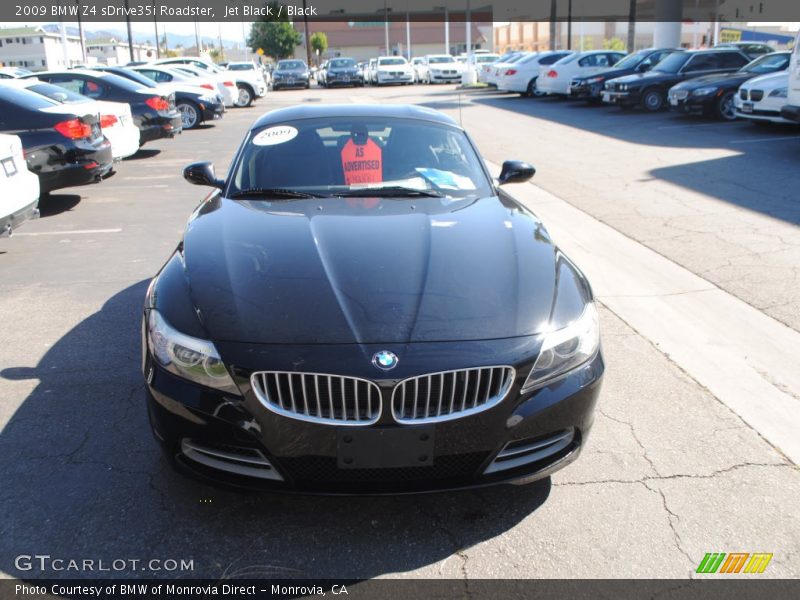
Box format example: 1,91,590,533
1,84,799,579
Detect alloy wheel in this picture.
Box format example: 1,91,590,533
178,103,198,129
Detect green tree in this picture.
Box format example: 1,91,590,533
603,37,627,51
247,3,301,60
310,32,328,63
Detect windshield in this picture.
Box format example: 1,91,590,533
475,55,500,64
742,52,790,73
653,52,691,73
428,56,455,64
379,58,407,66
613,50,651,70
227,63,255,71
278,61,306,70
108,68,156,87
330,59,356,69
27,82,88,103
230,117,492,200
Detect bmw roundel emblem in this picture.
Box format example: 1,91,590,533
372,350,398,371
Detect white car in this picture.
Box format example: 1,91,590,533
497,50,575,96
476,52,513,84
0,133,40,237
411,57,427,83
224,61,269,104
423,55,463,84
153,58,236,107
0,67,32,79
0,78,139,161
735,71,794,124
484,52,531,87
374,57,414,86
537,50,626,95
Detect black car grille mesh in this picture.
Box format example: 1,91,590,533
750,89,764,101
279,452,489,483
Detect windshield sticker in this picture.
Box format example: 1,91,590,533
341,138,383,185
252,125,298,146
416,168,477,190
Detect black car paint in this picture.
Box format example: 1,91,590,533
323,59,364,87
603,49,751,110
143,104,603,493
0,86,113,193
92,66,225,126
569,48,681,100
23,71,183,145
272,62,311,90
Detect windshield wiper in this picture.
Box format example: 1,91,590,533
228,188,326,199
334,186,444,198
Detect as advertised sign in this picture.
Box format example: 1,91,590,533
340,138,382,185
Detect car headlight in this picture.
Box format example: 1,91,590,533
619,84,628,91
769,87,788,98
200,95,217,103
146,309,239,394
692,86,718,96
522,303,600,392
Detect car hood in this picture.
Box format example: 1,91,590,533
181,195,560,345
576,66,635,81
612,71,676,84
276,69,306,75
671,72,752,90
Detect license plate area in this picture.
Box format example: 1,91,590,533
741,102,753,113
337,426,434,469
2,157,17,177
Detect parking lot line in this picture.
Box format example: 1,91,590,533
728,135,800,144
489,161,800,465
13,228,122,236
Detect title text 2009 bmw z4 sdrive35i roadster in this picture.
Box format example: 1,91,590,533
142,104,604,494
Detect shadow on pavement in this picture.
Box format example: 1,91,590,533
0,281,551,580
468,90,800,226
37,193,81,218
125,148,162,160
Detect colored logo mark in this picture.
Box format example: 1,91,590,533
696,552,773,574
372,350,398,371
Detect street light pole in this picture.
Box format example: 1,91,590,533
124,0,134,62
405,0,411,60
384,0,390,55
303,0,312,66
75,0,86,63
153,0,160,58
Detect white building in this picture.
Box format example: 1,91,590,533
85,38,156,65
0,26,84,71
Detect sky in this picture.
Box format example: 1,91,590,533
0,21,253,44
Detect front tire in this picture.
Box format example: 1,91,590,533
716,91,736,121
177,100,200,130
234,84,253,107
641,88,665,112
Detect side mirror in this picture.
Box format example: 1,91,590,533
183,161,224,188
637,62,652,72
497,160,535,185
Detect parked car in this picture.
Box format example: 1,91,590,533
715,42,775,60
411,57,427,83
0,66,31,79
24,69,182,146
603,49,751,112
667,51,790,120
366,58,378,85
497,51,574,96
271,59,311,90
163,64,236,108
484,52,528,87
90,66,224,131
132,65,211,89
0,85,113,194
1,78,139,161
315,61,329,86
373,56,414,86
780,29,800,123
153,57,241,107
537,50,626,96
223,61,269,105
471,52,502,83
567,48,682,101
421,55,463,84
321,57,363,87
144,103,602,493
0,133,40,237
735,72,793,124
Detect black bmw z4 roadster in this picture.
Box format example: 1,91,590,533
143,104,604,494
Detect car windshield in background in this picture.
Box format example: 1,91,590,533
653,52,691,73
429,56,456,64
379,58,407,65
26,82,88,103
278,61,305,70
613,51,652,70
330,59,356,69
742,52,790,73
475,55,499,63
230,117,492,200
227,63,255,71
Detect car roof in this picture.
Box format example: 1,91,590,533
252,104,459,130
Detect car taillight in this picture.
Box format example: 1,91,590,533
201,83,215,90
505,69,517,76
547,70,558,78
145,96,170,111
99,114,118,128
54,118,92,139
223,81,235,87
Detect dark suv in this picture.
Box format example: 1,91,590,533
602,49,750,112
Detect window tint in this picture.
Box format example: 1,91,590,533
579,54,611,67
27,82,87,103
683,54,718,72
719,52,749,69
0,85,59,110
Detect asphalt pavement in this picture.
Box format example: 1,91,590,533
1,83,798,580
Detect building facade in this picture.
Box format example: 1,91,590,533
0,26,83,71
85,38,157,65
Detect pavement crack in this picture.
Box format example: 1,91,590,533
597,408,660,477
641,479,695,572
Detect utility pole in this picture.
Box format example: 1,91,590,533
549,0,557,50
124,0,134,62
405,0,411,60
153,0,160,58
627,0,637,53
303,0,312,66
567,0,572,50
384,0,390,55
75,0,86,63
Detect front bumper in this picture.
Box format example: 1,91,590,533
668,93,714,114
326,74,363,86
781,104,800,123
376,74,413,85
430,72,461,83
200,100,225,121
601,89,639,106
144,337,603,494
569,81,603,99
272,77,309,89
